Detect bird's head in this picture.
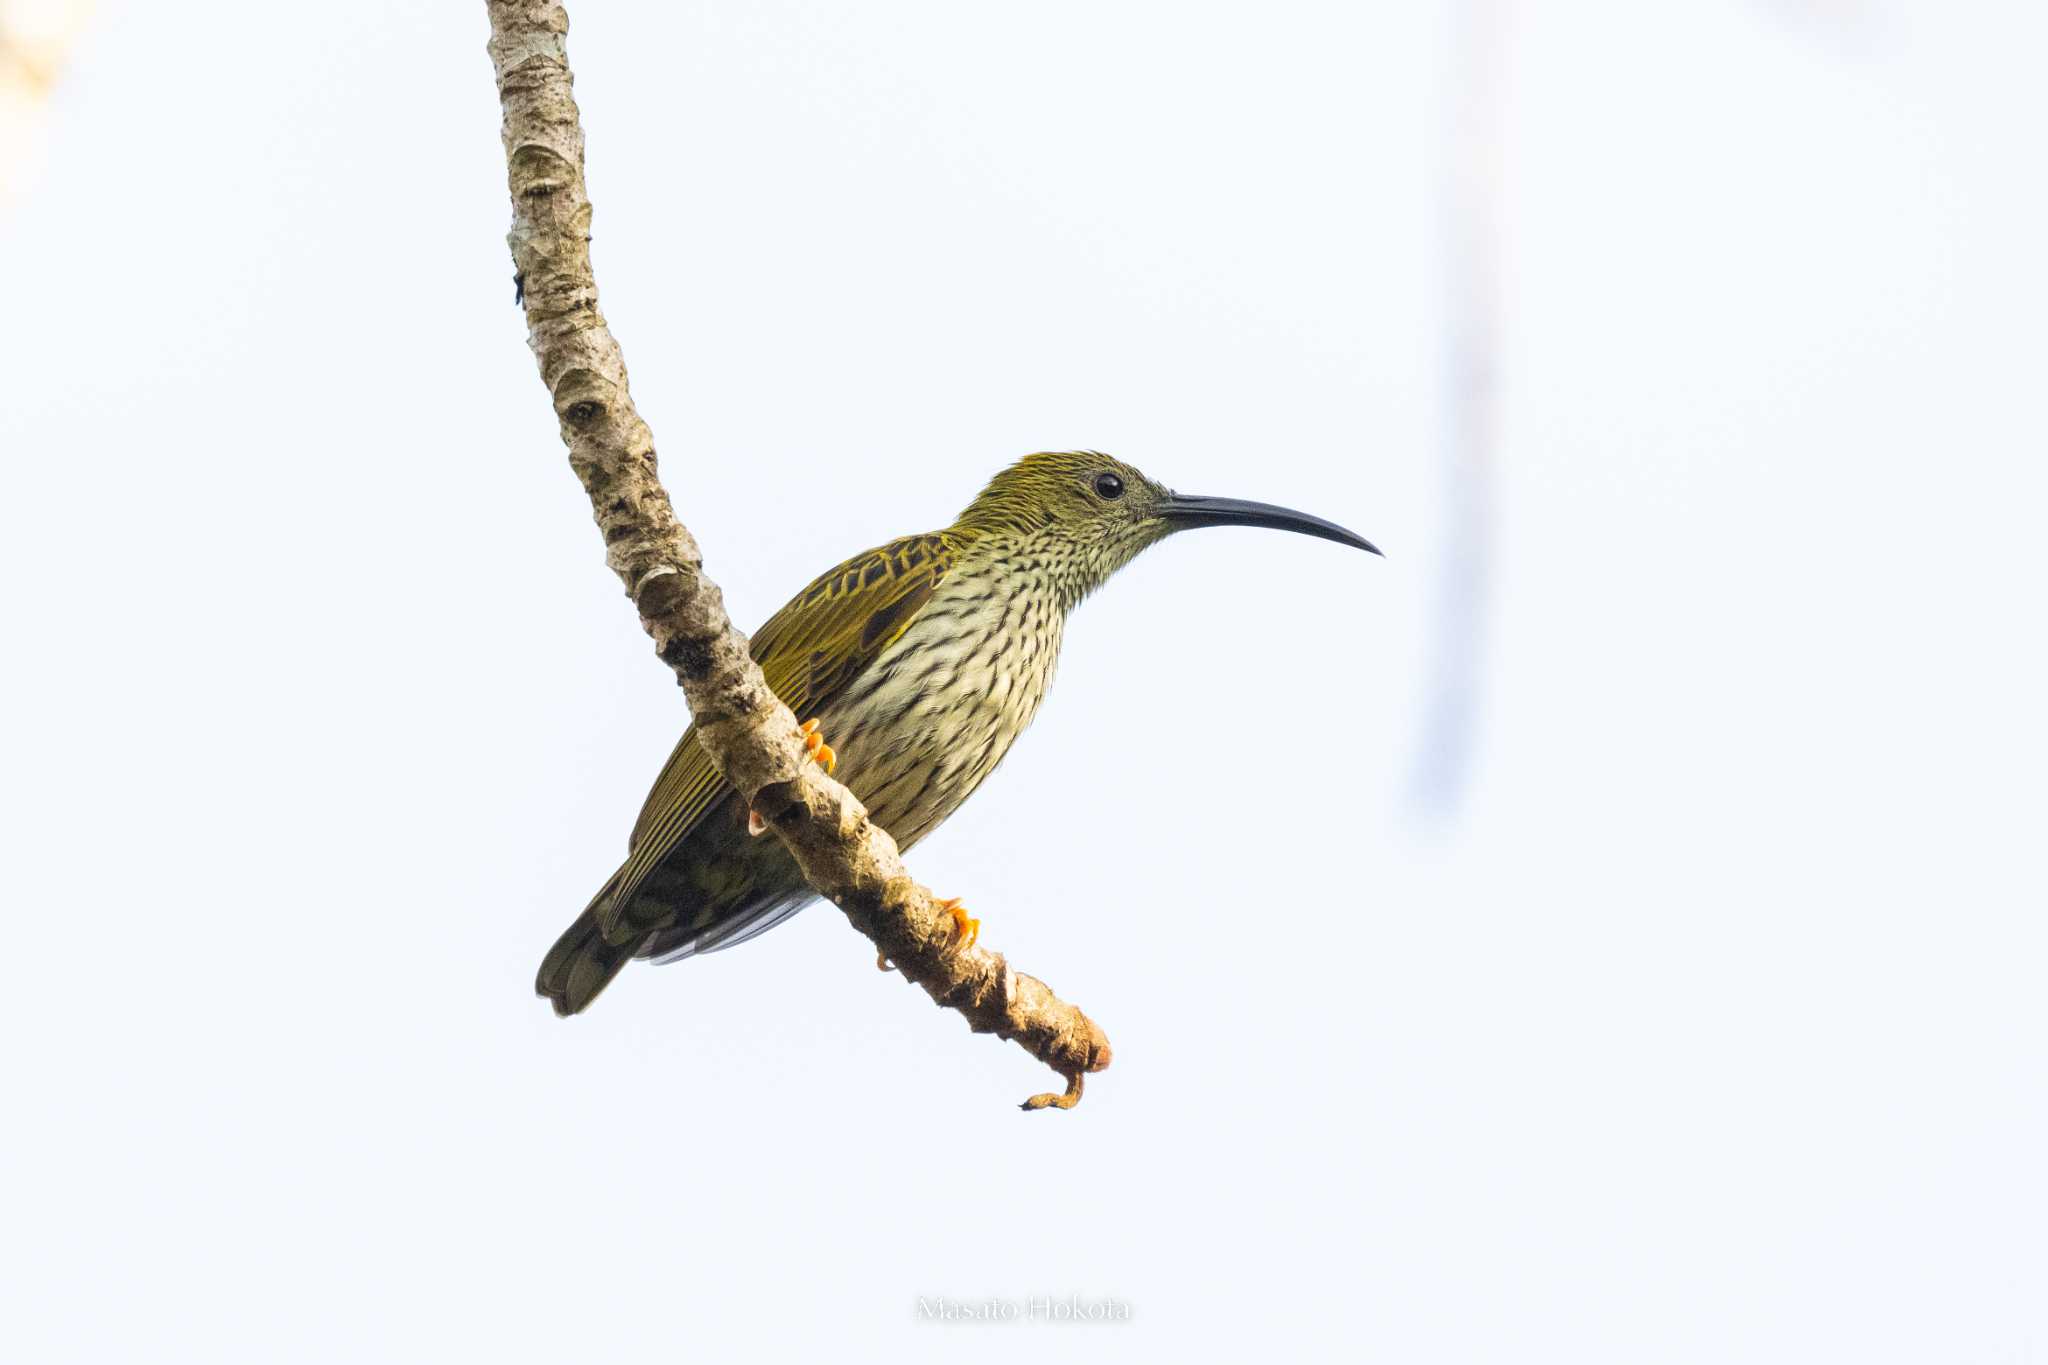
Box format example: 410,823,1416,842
954,450,1379,606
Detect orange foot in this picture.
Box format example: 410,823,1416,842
798,717,836,774
936,896,981,953
749,717,838,836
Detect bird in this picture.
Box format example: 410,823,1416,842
538,450,1379,1015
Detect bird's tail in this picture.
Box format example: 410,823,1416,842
537,875,651,1016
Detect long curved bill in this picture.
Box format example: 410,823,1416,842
1158,493,1381,556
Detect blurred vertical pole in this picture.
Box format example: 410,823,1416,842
0,0,96,214
1409,0,1506,824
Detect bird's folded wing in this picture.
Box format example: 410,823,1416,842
603,533,960,924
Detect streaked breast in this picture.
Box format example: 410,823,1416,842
822,560,1064,849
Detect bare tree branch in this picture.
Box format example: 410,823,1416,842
484,0,1111,1109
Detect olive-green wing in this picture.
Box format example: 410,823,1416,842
605,532,958,921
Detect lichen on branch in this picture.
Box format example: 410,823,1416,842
484,0,1110,1107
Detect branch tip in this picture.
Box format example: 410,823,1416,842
1021,1073,1086,1112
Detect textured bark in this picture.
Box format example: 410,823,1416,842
485,0,1110,1108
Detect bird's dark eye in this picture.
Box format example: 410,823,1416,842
1093,472,1125,500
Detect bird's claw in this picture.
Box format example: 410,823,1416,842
799,718,836,774
881,894,975,967
936,896,980,953
749,719,837,837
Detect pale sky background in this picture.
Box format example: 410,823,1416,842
4,2,2045,1361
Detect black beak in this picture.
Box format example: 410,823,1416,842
1158,493,1382,556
